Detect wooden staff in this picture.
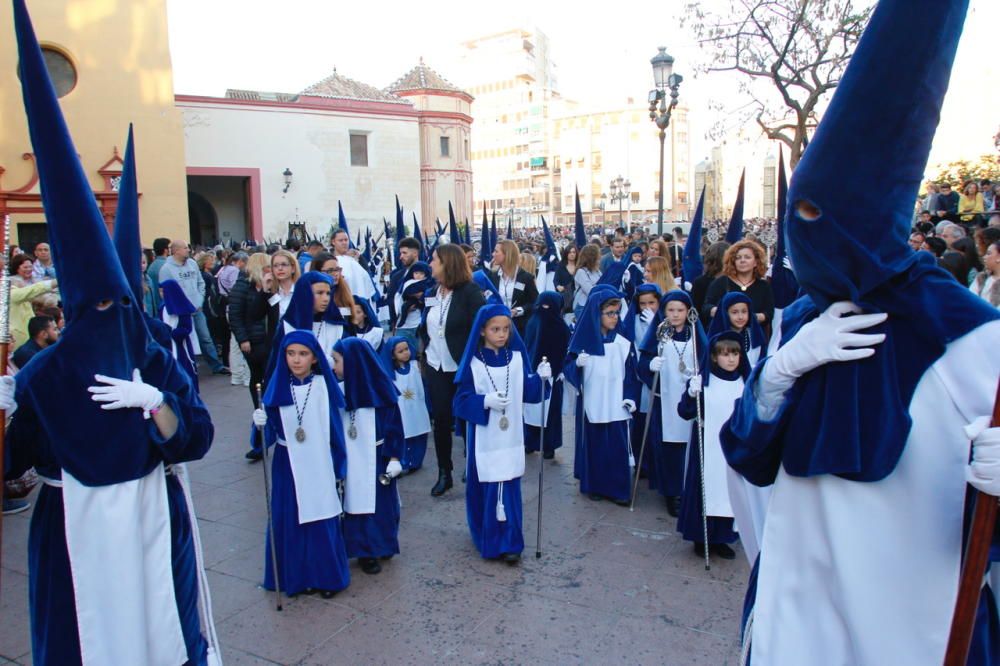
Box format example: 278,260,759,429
943,377,1000,665
256,384,282,611
0,215,12,581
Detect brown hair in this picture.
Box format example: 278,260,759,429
722,240,767,281
711,337,742,359
648,239,670,265
702,241,731,278
645,256,677,293
312,254,355,309
434,244,472,288
519,251,537,276
495,239,521,277
577,244,600,272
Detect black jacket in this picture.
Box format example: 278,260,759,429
489,268,539,334
227,275,273,347
419,280,486,365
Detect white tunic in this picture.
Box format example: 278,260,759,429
658,332,698,442
581,335,633,424
471,351,526,482
393,362,431,438
750,320,1000,665
634,316,653,412
701,376,743,518
277,379,342,523
337,254,376,300
340,401,378,515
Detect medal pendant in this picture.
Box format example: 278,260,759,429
498,415,509,431
678,360,687,374
348,424,358,440
295,427,306,443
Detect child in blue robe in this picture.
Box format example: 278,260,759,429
453,304,549,563
637,290,707,516
380,335,431,472
708,291,765,366
563,290,641,505
255,330,351,598
349,295,383,350
676,332,747,560
523,291,570,458
623,284,662,482
332,337,404,575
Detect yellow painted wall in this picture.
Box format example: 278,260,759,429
0,0,188,245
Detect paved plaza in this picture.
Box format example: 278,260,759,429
1,374,747,665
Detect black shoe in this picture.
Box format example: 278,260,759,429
302,588,318,596
359,557,382,575
245,449,263,462
613,498,630,507
502,552,521,565
711,543,737,560
543,449,555,460
693,542,707,558
319,589,338,599
588,494,603,502
431,469,453,497
213,367,232,376
665,496,681,517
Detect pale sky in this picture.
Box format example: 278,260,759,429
167,0,998,174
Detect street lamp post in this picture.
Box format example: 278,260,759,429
609,175,631,231
649,46,683,237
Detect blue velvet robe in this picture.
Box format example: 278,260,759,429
454,347,543,558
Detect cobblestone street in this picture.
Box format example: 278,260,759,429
2,374,746,665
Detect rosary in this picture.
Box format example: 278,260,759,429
479,347,512,431
289,374,314,443
436,289,453,338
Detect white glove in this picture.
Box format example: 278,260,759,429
536,361,552,381
386,459,403,479
511,306,524,317
88,369,163,418
639,308,655,325
687,375,703,397
575,352,590,368
622,399,636,414
966,416,1000,496
768,301,887,384
484,392,511,412
252,408,267,427
684,281,693,291
0,375,16,414
649,356,665,373
782,256,793,272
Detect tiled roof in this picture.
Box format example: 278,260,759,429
225,89,299,103
387,59,468,95
301,68,409,104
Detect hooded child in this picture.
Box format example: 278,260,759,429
563,290,641,504
0,2,216,661
721,0,1000,662
254,330,351,597
332,337,405,575
349,295,383,350
380,335,431,472
676,332,748,561
453,304,550,562
160,279,201,389
708,291,766,366
637,290,708,517
623,283,662,481
523,291,570,458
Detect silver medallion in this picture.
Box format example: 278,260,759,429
348,424,358,440
678,360,687,374
295,426,306,443
498,415,509,431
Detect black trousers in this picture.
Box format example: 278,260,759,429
243,342,270,409
425,364,458,472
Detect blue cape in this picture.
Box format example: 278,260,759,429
472,270,503,305
567,288,627,356
454,303,531,386
769,0,997,481
707,292,765,351
524,291,571,377
333,337,399,410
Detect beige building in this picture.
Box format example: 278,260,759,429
694,146,726,221
0,0,189,249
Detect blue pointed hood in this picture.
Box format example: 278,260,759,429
464,218,472,245
724,170,745,244
524,291,571,377
448,202,461,243
568,287,626,356
785,0,963,310
683,187,706,283
490,212,498,249
412,212,426,261
574,187,587,247
454,303,531,386
112,125,143,305
394,195,406,263
596,245,634,290
541,216,559,263
479,203,492,267
333,337,399,410
506,213,514,240
770,148,799,308
338,201,356,250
